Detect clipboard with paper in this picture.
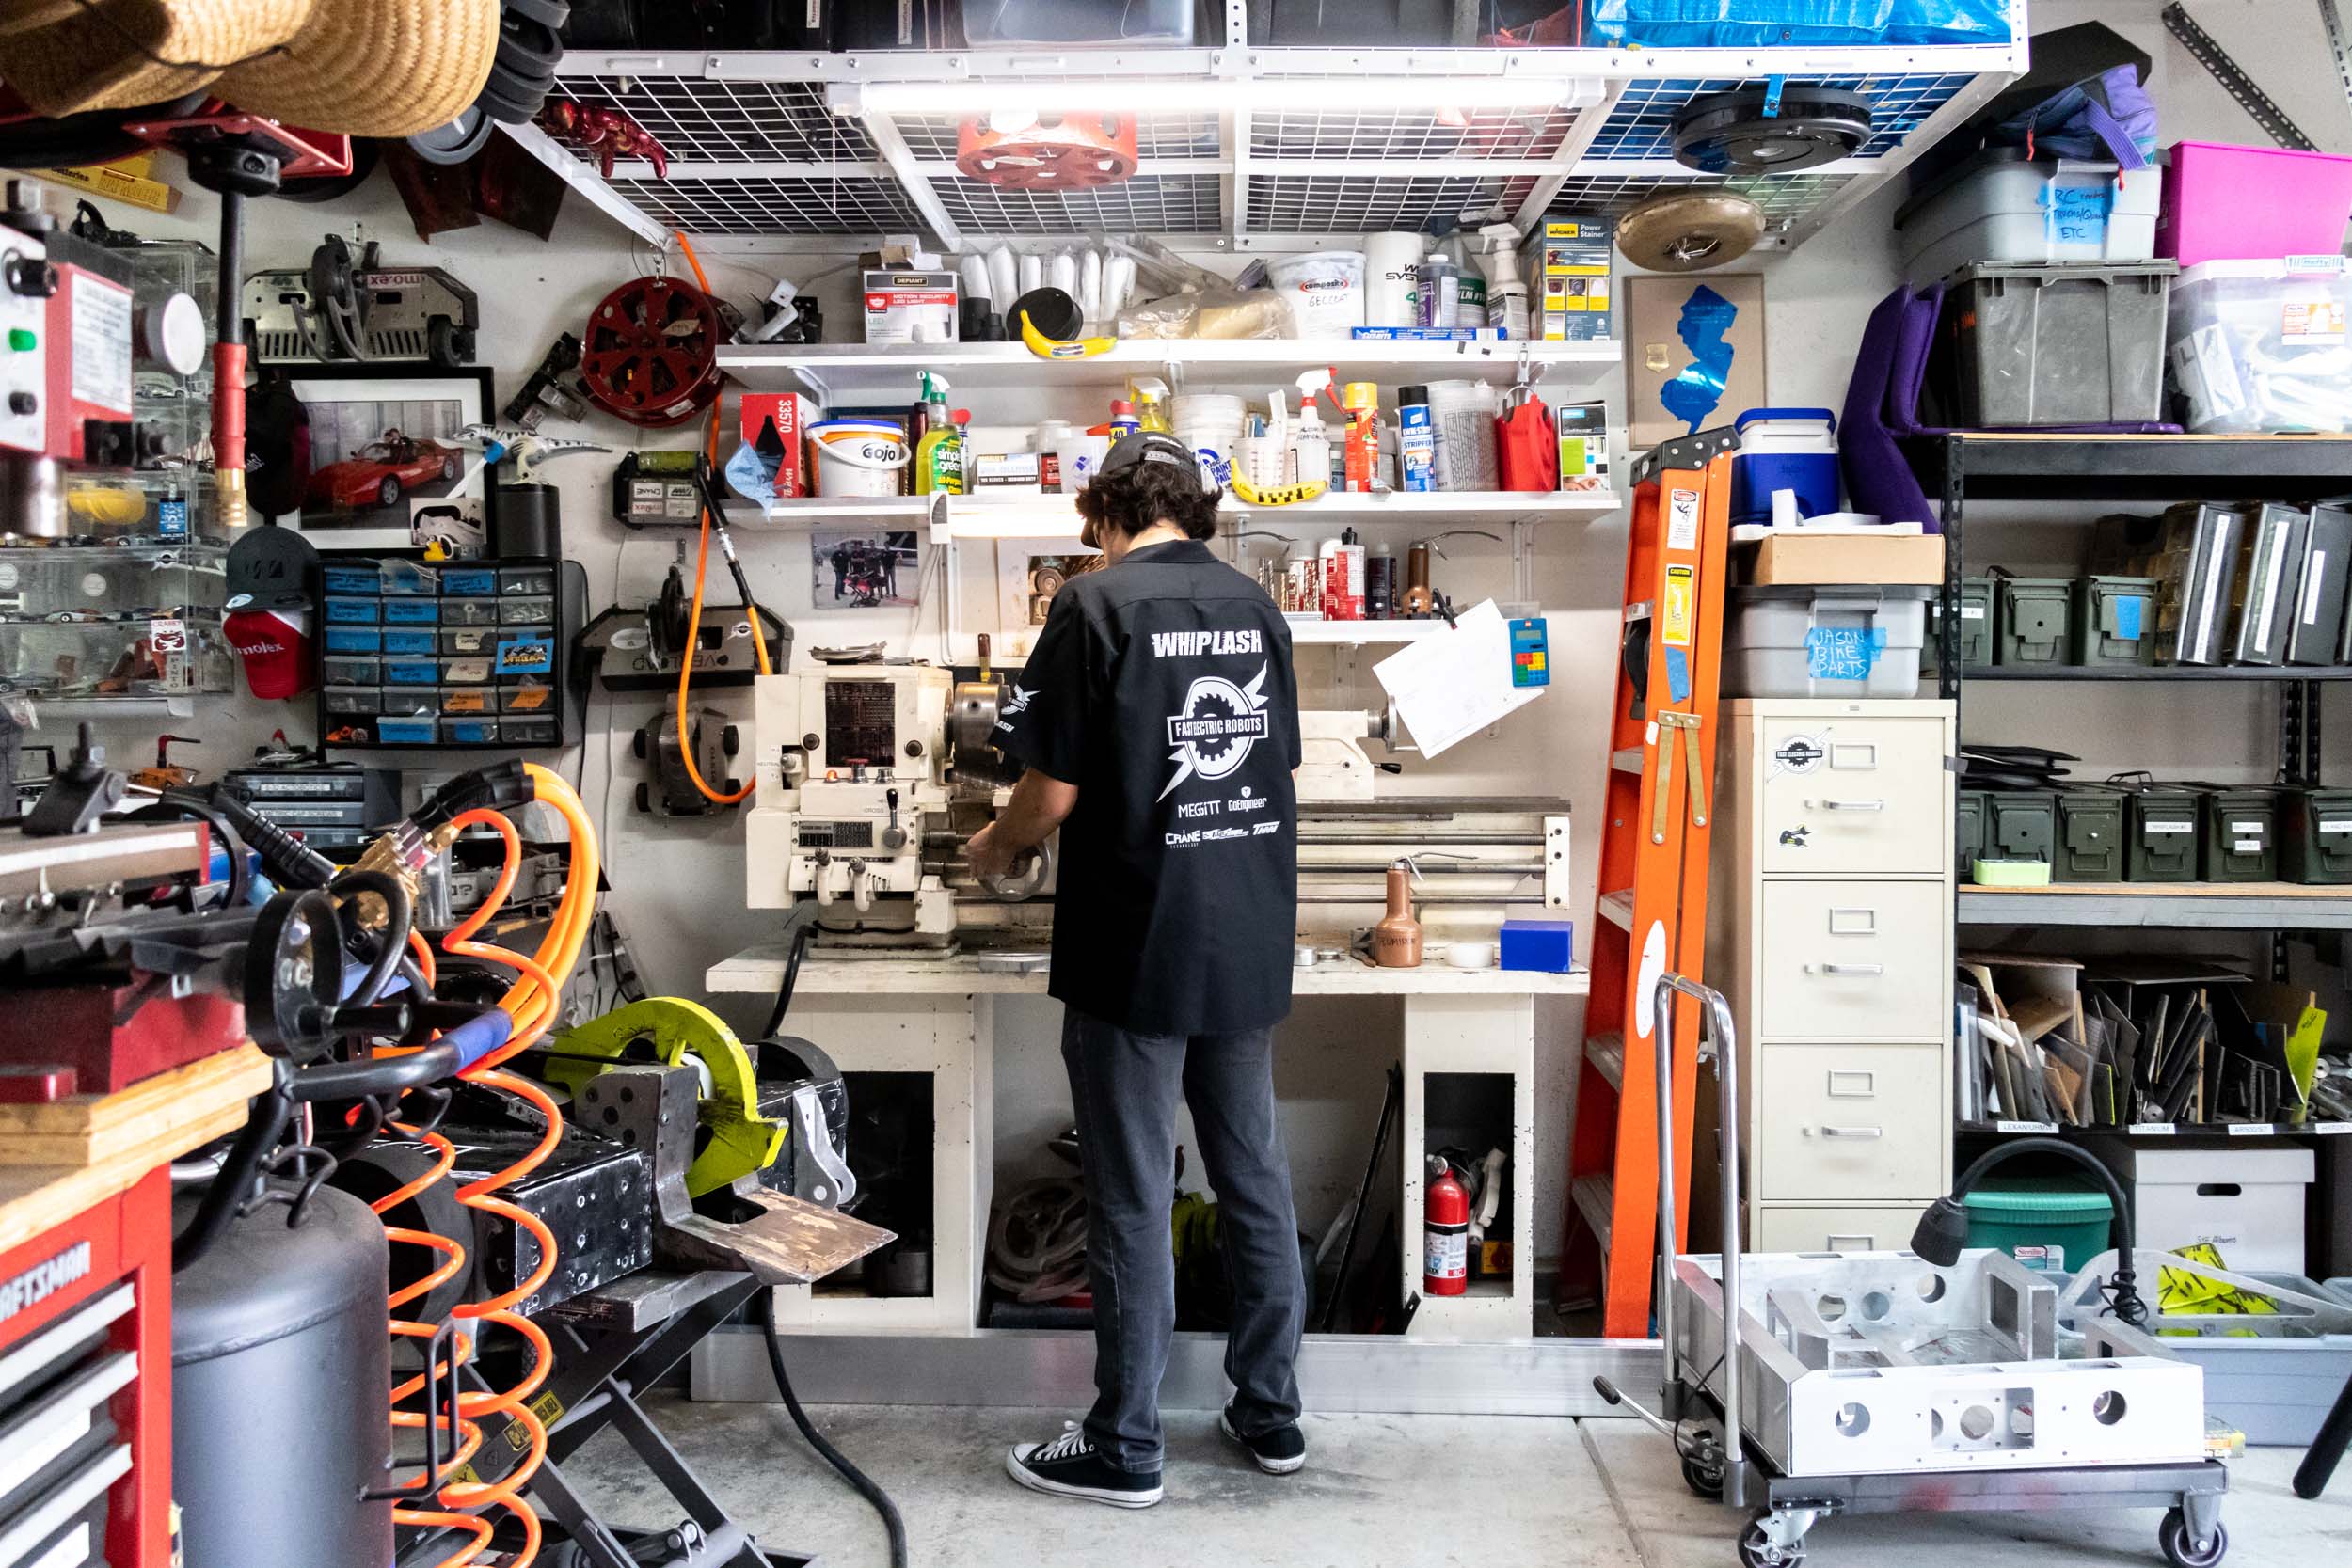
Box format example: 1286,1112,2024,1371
1371,600,1545,759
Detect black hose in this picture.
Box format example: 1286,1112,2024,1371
212,789,336,889
329,868,411,1007
761,902,821,1039
173,1065,292,1271
757,1286,906,1568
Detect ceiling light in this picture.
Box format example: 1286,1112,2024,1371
834,75,1591,119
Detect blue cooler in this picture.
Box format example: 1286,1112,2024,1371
1729,407,1839,526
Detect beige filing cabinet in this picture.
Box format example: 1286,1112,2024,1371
1708,699,1955,1251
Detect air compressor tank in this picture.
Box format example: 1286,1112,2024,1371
171,1182,393,1568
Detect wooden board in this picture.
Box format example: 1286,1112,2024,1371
0,1046,270,1167
0,1098,250,1256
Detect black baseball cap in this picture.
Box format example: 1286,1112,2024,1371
1096,431,1200,483
225,523,320,611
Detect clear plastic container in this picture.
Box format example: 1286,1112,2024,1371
962,0,1195,45
1723,585,1931,699
1898,153,2162,284
2167,259,2352,434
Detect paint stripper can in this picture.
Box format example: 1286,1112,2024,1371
1397,385,1435,492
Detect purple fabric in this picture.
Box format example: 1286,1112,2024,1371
1883,280,1944,438
1839,285,1939,531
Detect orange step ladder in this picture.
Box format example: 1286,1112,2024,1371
1557,429,1737,1338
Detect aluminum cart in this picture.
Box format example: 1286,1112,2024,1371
1596,974,2231,1568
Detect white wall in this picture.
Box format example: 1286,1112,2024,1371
54,0,2352,1260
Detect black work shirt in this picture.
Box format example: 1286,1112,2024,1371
994,539,1302,1036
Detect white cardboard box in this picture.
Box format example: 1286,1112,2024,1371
2100,1144,2312,1274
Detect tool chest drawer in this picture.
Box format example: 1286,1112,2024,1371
1751,1044,1945,1202
1756,879,1947,1038
1751,1205,1930,1255
1756,714,1948,875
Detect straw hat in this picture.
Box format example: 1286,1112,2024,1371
0,0,311,116
218,0,501,138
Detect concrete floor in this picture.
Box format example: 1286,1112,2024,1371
563,1394,2352,1568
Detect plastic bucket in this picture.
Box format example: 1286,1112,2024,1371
1365,231,1424,326
1055,432,1113,491
813,430,910,497
1962,1179,2113,1272
1267,249,1366,339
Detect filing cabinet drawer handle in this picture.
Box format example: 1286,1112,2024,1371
1813,798,1884,812
1828,743,1879,768
1810,1124,1884,1139
1827,1232,1876,1249
1813,961,1885,976
1825,1069,1876,1098
1826,907,1877,935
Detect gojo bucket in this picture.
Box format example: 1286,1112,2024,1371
811,425,909,498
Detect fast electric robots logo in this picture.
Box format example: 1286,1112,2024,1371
1160,663,1272,800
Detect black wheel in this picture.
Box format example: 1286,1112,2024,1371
722,724,739,756
631,727,648,759
428,316,463,370
377,476,401,507
1681,1449,1724,1500
1737,1521,1804,1568
723,777,739,795
634,782,650,814
2159,1509,2227,1568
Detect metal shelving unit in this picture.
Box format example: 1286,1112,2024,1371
1957,883,2352,930
534,11,2024,250
1963,665,2352,682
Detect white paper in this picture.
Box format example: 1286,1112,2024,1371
1372,599,1542,759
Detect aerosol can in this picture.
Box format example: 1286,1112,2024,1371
1424,1155,1469,1296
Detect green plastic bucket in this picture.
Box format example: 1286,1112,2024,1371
1961,1178,2114,1272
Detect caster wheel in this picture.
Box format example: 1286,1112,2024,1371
632,728,649,760
1681,1449,1725,1500
722,724,739,756
634,782,650,815
1737,1521,1804,1568
2159,1509,2227,1568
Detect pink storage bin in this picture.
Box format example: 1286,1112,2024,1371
2157,140,2352,266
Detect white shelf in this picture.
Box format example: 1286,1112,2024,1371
728,497,934,526
719,339,1617,399
1288,613,1554,647
725,489,1619,533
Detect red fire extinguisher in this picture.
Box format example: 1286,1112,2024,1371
1424,1155,1469,1296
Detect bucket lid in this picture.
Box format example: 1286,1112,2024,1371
1962,1178,2113,1217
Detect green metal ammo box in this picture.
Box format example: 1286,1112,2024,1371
1984,790,2057,867
2070,575,2160,665
1926,578,1995,674
1956,788,1988,882
1994,575,2072,667
2280,787,2352,883
2123,785,2202,881
2197,786,2279,883
2054,789,2128,881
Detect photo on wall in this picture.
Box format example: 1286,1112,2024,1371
285,366,494,547
811,529,920,608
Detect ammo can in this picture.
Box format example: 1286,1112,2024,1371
2280,787,2352,883
1994,575,2071,666
1955,788,1988,881
1984,790,2057,865
2123,785,2201,881
2054,789,2128,881
2070,575,2159,665
2197,786,2278,882
1927,578,1995,673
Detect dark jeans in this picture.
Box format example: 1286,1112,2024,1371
1060,1006,1306,1473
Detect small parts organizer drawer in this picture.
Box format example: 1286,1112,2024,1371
1757,715,1948,875
1751,1044,1945,1202
1756,879,1947,1039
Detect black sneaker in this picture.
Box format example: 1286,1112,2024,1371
1007,1423,1164,1508
1219,1403,1307,1475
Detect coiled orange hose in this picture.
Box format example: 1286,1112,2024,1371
377,765,600,1568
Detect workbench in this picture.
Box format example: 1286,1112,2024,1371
705,945,1585,1343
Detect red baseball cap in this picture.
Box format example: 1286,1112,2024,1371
226,608,315,701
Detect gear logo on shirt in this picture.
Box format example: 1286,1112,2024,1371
1160,662,1272,800
1002,683,1036,717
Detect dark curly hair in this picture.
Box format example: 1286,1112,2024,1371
1074,453,1223,544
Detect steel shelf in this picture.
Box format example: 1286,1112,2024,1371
1963,664,2352,682
1958,1118,2352,1140
1912,433,2352,503
1958,883,2352,930
544,37,2022,246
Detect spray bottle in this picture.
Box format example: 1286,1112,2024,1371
1289,369,1340,491
1129,375,1172,434
914,372,962,494
1477,221,1528,339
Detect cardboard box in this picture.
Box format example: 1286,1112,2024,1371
1627,271,1765,450
863,269,958,345
971,451,1042,493
1554,399,1610,492
739,392,818,499
1523,217,1613,342
1741,532,1947,585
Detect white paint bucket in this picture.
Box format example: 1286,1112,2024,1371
1266,249,1366,339
812,427,910,497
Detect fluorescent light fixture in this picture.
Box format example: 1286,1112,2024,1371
837,75,1591,119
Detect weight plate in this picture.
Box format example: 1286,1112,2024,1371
498,14,566,73
502,0,574,28
407,107,495,166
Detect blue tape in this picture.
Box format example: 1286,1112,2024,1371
1665,646,1692,704
2115,594,2144,641
1660,284,1740,436
1762,75,1786,118
1804,626,1887,681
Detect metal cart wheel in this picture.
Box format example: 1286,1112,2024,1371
1737,1517,1806,1568
2159,1508,2228,1568
1679,1431,1726,1499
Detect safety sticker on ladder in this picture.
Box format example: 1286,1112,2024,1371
1804,626,1886,680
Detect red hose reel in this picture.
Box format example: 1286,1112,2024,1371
579,274,726,428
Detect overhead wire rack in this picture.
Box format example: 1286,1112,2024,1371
536,26,2024,251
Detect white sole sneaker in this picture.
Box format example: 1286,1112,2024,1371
1005,1445,1165,1508
1219,1411,1307,1475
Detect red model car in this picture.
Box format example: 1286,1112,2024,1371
307,433,461,511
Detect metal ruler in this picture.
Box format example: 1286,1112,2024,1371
2162,1,2319,151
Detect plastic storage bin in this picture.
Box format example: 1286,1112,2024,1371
2281,787,2352,883
1722,585,1930,699
2124,784,2202,880
2055,789,2127,882
1898,152,2162,285
1248,0,1473,44
2072,574,2159,664
1962,1179,2113,1272
2168,259,2352,435
1993,574,2070,666
2200,786,2279,882
1945,261,2176,426
2157,141,2352,268
962,0,1195,44
1727,407,1838,526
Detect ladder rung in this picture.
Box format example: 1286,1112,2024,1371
1597,889,1635,931
1610,747,1644,774
1585,1031,1624,1091
1571,1172,1614,1258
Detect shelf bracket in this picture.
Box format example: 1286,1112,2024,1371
493,121,671,248
1512,76,1626,234
830,85,965,250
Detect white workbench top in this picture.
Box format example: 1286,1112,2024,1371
706,944,1588,998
